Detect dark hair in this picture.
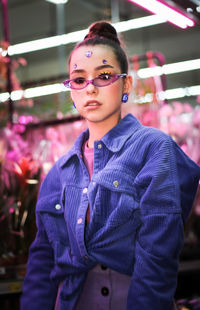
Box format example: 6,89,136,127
69,21,129,74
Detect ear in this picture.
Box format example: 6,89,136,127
123,75,133,95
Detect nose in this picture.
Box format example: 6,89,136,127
86,80,97,94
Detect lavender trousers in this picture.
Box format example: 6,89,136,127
54,264,178,310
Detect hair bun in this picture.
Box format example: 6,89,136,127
85,21,120,45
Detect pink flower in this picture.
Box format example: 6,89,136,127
142,110,159,127
18,115,34,125
196,95,200,104
159,105,173,118
172,101,184,115
18,58,27,66
169,116,189,138
183,103,193,113
193,109,200,127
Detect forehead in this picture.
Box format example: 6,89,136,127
69,45,119,72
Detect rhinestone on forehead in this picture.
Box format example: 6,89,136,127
73,64,77,69
102,59,107,64
85,51,93,58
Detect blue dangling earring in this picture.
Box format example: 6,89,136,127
121,93,129,103
73,102,76,108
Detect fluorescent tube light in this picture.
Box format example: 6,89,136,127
128,0,195,29
8,29,88,55
11,90,24,101
0,92,9,102
24,83,67,98
160,88,186,100
0,83,199,103
137,58,200,78
114,15,165,31
45,0,68,4
163,58,200,74
6,15,165,56
0,83,67,102
186,85,200,96
158,85,200,100
134,85,200,103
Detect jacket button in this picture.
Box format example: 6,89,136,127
77,218,83,224
101,286,109,296
97,143,102,149
113,180,119,188
83,187,88,194
55,204,61,210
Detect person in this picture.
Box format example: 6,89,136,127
20,21,200,310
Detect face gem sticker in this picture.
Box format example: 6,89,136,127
102,59,107,64
85,51,93,58
73,64,77,69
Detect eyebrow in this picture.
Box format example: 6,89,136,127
70,64,114,75
95,64,114,70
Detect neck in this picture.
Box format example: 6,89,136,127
87,114,121,148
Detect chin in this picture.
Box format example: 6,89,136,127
86,116,104,123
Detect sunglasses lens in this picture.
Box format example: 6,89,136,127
70,78,87,90
94,74,118,87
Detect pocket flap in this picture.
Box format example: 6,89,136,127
93,167,137,196
36,192,63,214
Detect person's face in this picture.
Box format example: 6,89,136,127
69,44,132,126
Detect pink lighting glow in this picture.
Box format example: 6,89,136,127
128,0,195,29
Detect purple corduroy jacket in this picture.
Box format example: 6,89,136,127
20,114,200,310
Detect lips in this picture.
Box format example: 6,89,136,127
85,100,101,107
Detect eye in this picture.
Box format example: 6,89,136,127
98,73,113,80
73,77,86,84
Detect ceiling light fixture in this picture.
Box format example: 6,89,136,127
45,0,68,4
7,29,88,55
0,15,165,56
137,58,200,78
0,83,67,102
128,0,195,29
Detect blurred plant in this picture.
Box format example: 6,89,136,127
0,117,87,265
0,41,28,93
159,101,200,165
0,127,41,264
0,41,9,90
176,298,200,310
0,41,34,127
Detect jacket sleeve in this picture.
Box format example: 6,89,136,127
20,164,62,310
127,137,200,310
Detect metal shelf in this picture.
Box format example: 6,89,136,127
0,280,23,295
179,260,200,273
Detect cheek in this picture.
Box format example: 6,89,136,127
70,91,80,103
108,82,123,98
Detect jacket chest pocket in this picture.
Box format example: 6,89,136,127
90,168,140,227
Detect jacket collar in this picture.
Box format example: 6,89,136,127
100,114,142,152
59,114,142,168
